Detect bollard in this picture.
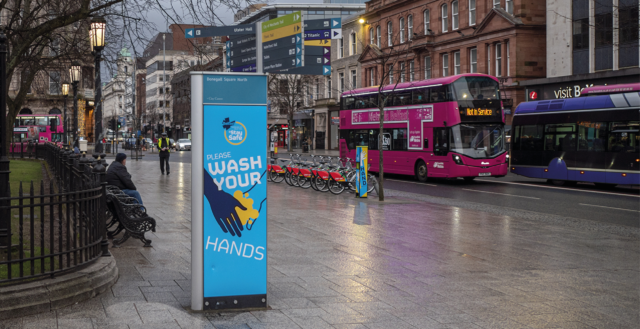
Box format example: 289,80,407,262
92,155,111,257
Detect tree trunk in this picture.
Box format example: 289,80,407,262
378,103,384,202
287,112,293,152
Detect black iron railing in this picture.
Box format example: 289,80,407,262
0,143,109,284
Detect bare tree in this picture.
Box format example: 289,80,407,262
1,0,255,151
267,74,314,151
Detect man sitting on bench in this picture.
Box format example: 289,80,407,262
107,153,143,205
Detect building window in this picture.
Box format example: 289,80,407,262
424,10,430,35
454,51,461,75
339,72,345,92
595,12,613,47
369,28,374,45
572,18,589,50
389,65,394,84
493,0,500,8
387,21,393,46
619,2,640,68
400,17,405,43
315,79,319,99
338,38,344,58
470,48,477,73
496,43,502,77
351,70,357,89
409,60,415,81
327,77,332,98
506,41,510,76
424,56,432,79
408,15,413,41
469,0,476,26
442,53,449,77
452,1,459,30
506,0,513,14
487,44,491,75
376,25,381,46
350,32,356,55
400,62,406,82
369,68,375,86
50,38,60,57
441,4,448,32
49,71,60,95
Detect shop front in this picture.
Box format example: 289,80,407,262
291,116,313,150
328,106,340,150
269,124,289,148
521,69,640,101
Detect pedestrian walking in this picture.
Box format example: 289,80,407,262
158,132,171,175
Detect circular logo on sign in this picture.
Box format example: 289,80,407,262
224,122,247,145
529,91,538,100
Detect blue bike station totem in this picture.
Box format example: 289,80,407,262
190,72,268,311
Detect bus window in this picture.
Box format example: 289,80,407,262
355,96,368,109
35,116,49,126
412,89,429,104
453,77,500,101
577,122,607,152
514,125,543,151
20,117,35,126
343,97,355,110
392,93,411,106
545,124,576,152
354,131,368,147
608,121,639,153
429,86,452,103
434,128,449,156
391,128,407,150
368,130,379,150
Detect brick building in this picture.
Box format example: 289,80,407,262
359,0,547,126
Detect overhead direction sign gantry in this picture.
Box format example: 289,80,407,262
260,11,304,73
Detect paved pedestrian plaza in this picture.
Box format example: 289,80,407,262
0,160,638,328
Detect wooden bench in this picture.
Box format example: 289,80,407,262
105,186,156,247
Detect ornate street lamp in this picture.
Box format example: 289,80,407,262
62,83,70,148
70,62,82,145
90,16,106,153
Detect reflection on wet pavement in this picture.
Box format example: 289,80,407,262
1,160,638,328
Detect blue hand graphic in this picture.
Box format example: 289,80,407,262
204,168,247,237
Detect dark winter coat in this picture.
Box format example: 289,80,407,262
106,161,137,190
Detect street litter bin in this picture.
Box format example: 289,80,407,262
105,143,112,153
302,144,309,153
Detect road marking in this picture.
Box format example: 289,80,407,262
578,203,640,212
476,179,640,198
461,188,541,199
386,179,437,187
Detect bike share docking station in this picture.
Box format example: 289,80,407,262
190,72,269,311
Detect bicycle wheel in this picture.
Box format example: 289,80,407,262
284,171,294,186
315,177,329,192
270,171,284,183
346,172,357,192
310,174,319,190
328,180,345,195
298,175,312,189
291,174,300,187
367,175,377,194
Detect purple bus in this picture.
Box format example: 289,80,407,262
511,83,639,187
339,74,509,182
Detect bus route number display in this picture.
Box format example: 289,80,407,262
465,108,493,116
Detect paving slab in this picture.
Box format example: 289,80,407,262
0,161,638,328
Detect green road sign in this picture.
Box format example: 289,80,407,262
261,11,302,33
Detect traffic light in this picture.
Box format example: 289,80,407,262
109,118,116,130
117,121,121,130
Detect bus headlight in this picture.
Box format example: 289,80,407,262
506,153,510,163
452,154,464,165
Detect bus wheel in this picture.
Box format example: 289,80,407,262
464,177,476,182
415,160,428,182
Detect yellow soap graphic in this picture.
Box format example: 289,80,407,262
232,191,260,226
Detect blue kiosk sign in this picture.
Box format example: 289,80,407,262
190,72,268,311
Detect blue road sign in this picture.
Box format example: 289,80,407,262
304,30,331,40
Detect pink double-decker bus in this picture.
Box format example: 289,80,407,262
12,114,64,152
339,73,509,182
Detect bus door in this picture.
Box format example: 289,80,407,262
431,128,450,177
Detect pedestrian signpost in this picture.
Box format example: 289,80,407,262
185,24,257,39
260,11,304,72
227,34,257,72
277,18,341,76
191,72,268,311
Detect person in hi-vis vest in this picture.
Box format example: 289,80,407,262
158,132,171,175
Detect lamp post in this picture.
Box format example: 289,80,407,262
0,30,11,248
90,16,106,153
62,83,70,148
70,62,82,145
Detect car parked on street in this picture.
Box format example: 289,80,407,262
175,138,191,151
